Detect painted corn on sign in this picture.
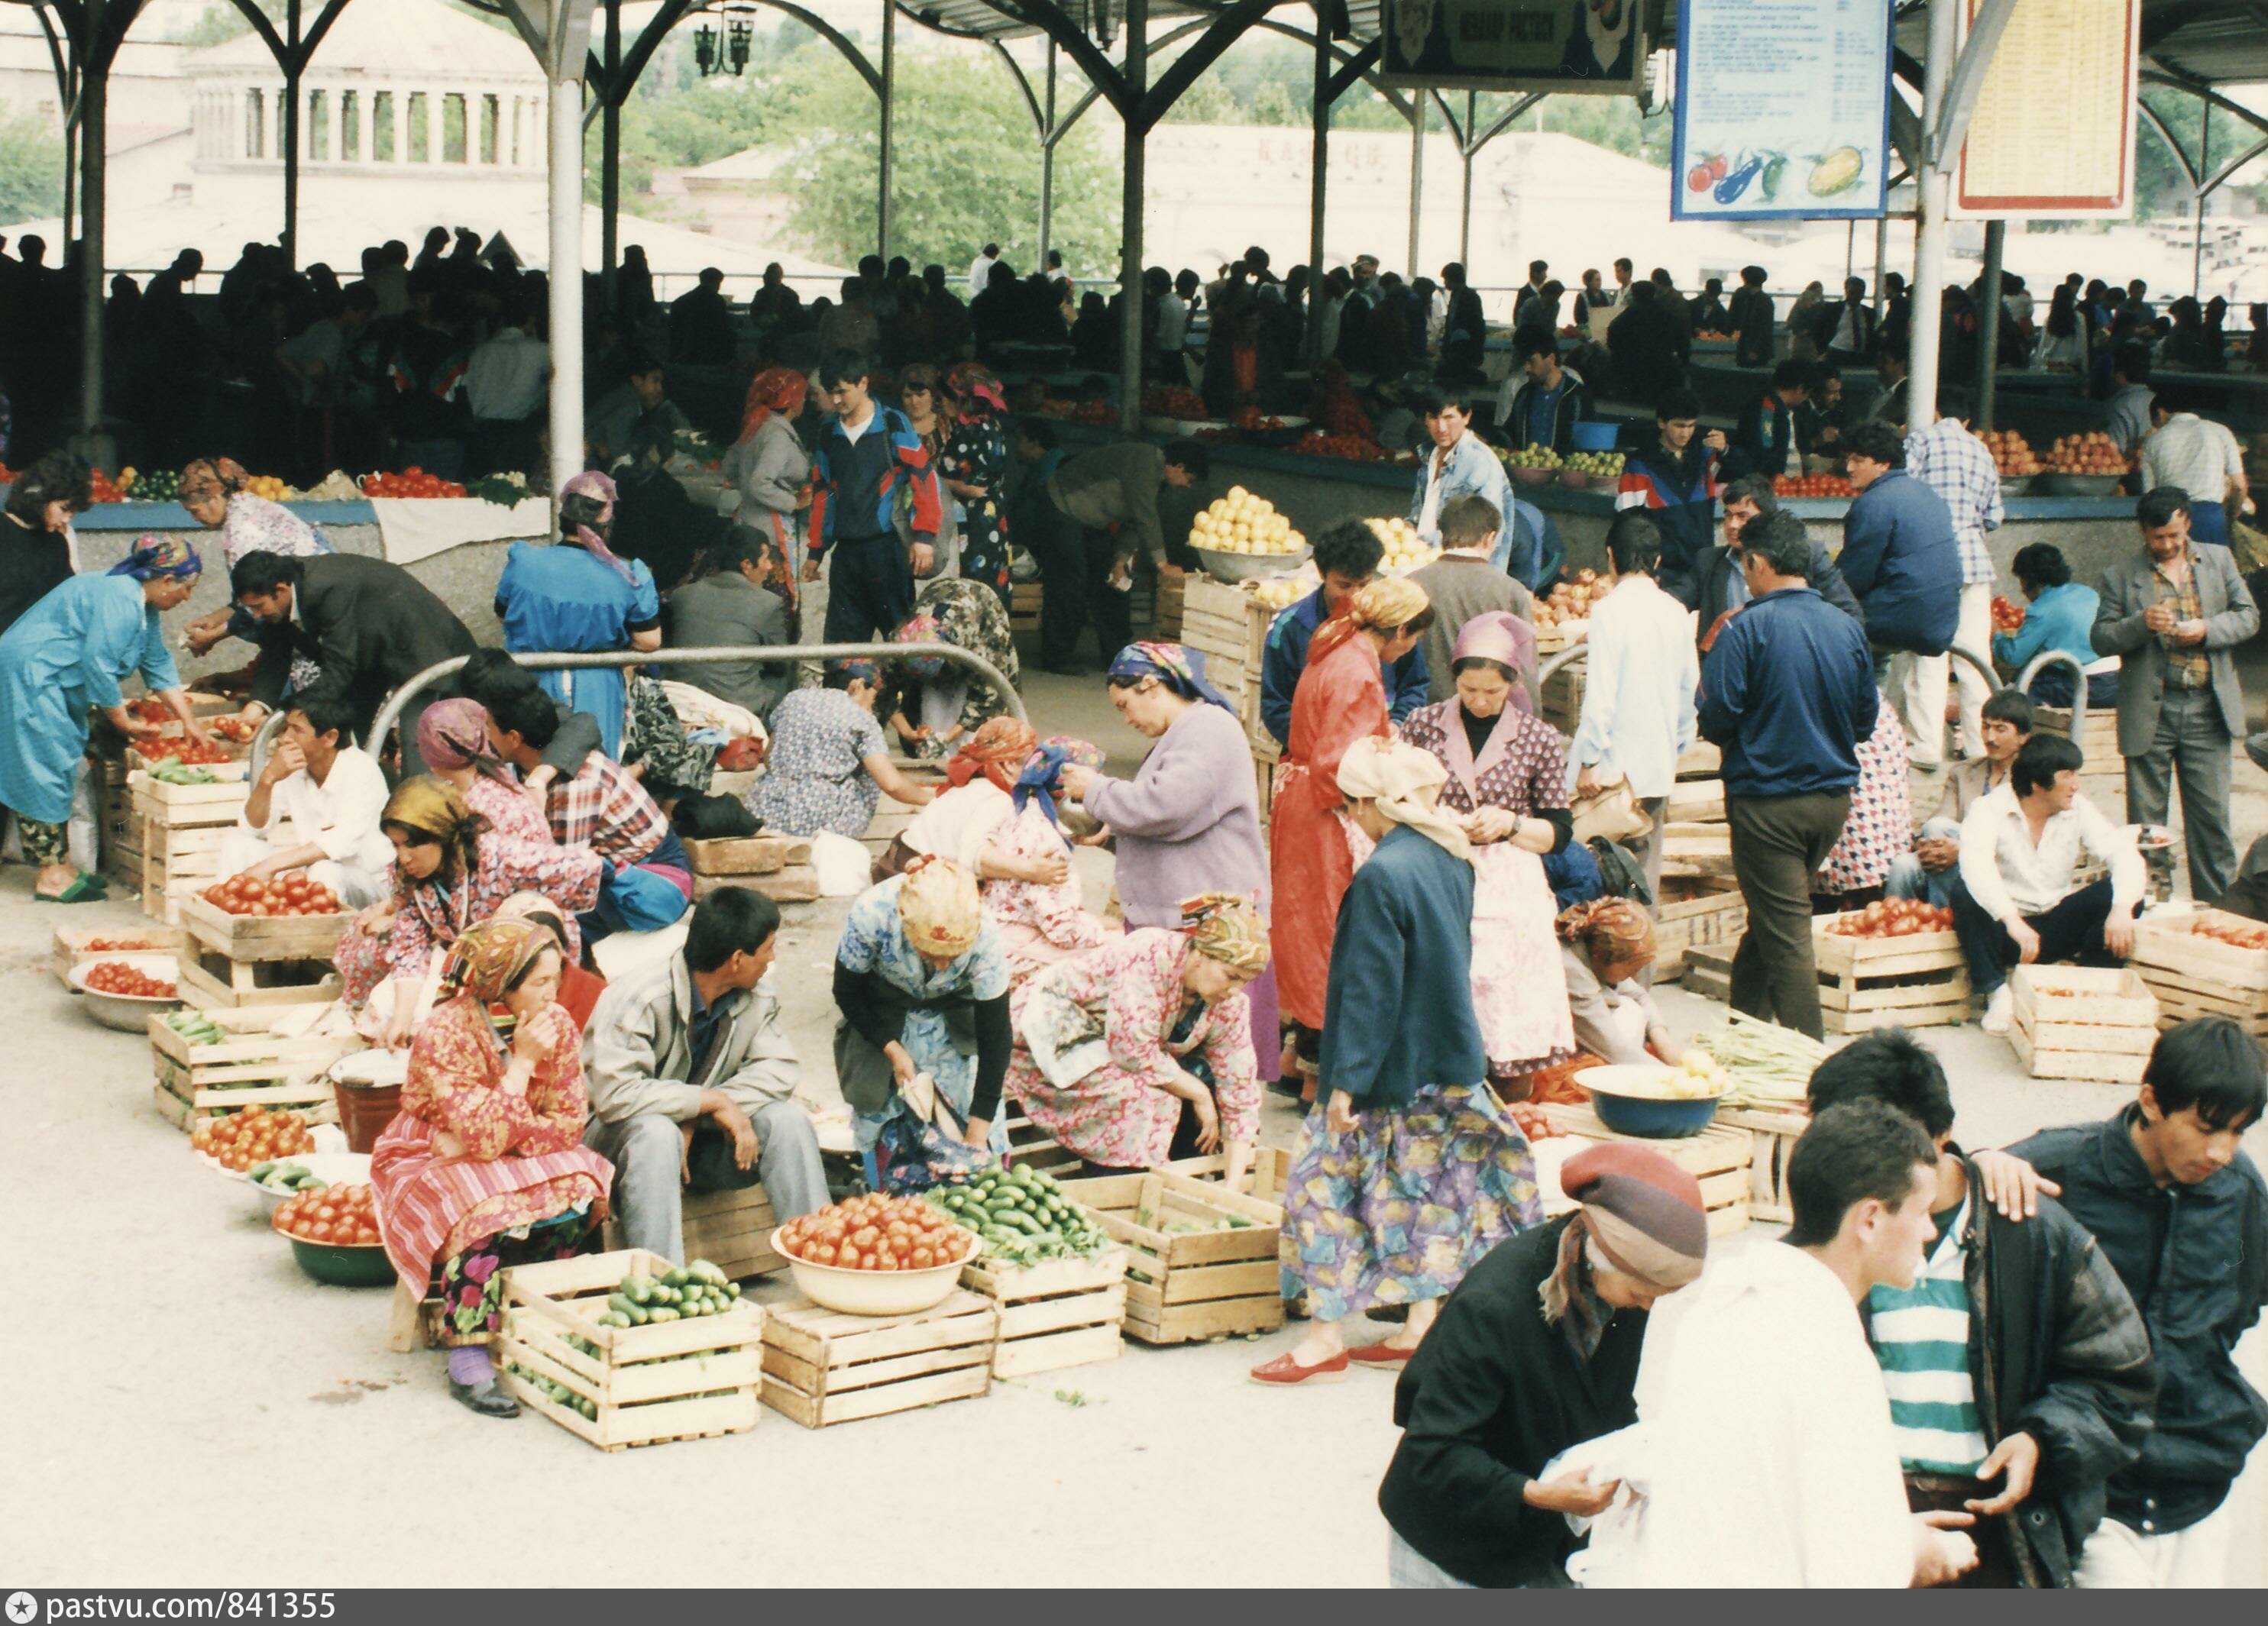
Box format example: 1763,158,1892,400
1380,0,1648,93
1671,0,1892,222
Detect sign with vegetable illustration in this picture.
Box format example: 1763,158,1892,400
1380,0,1646,93
1670,0,1891,222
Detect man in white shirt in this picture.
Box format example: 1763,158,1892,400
462,293,549,477
966,242,1001,299
215,694,394,907
1610,1102,1978,1588
1956,732,2145,1035
1571,511,1698,900
2137,389,2250,547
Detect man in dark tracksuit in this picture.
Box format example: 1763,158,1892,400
805,351,942,643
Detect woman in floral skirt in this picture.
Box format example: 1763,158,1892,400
1817,690,1914,903
940,364,1014,603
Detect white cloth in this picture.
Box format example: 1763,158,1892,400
1891,649,1950,770
899,781,1014,872
2070,1503,2233,1589
1601,1242,1916,1589
1957,780,2146,923
1568,574,1699,799
238,745,393,874
368,495,550,567
2138,414,2246,507
462,328,549,422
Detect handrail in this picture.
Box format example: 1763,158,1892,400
248,642,1024,779
2014,648,2091,734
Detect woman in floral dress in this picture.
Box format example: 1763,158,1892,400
982,740,1111,980
879,578,1022,760
746,660,933,839
415,697,552,846
371,919,614,1418
1817,690,1913,902
1397,611,1576,1088
940,364,1013,603
337,777,603,1047
1007,894,1265,1177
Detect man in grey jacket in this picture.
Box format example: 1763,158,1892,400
583,888,830,1264
664,529,793,719
2093,490,2260,903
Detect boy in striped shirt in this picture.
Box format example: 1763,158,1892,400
1807,1030,2156,1588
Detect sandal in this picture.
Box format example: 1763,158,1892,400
1248,1348,1350,1387
450,1379,521,1419
37,872,108,904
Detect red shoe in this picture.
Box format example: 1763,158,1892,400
1248,1349,1351,1386
1345,1342,1417,1369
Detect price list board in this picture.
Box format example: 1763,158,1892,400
1954,0,2139,217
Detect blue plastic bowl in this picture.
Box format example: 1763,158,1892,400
1582,1078,1723,1139
1570,421,1621,453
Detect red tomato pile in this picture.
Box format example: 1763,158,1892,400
1509,1101,1565,1143
1143,385,1207,418
87,469,128,504
1991,595,2027,634
777,1192,977,1274
132,735,235,767
201,873,342,916
193,1105,315,1171
86,960,176,998
361,467,468,498
1829,898,1956,938
2193,917,2268,950
273,1182,380,1246
208,716,258,744
128,697,173,724
1289,430,1390,462
1773,474,1856,498
86,936,167,952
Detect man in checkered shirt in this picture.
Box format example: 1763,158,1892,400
1906,392,2004,763
487,687,694,940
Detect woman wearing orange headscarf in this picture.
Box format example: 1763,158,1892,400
723,366,812,561
1270,575,1435,1080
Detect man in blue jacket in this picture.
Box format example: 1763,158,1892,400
1258,518,1428,748
1699,512,1878,1040
1726,360,1817,481
1977,1018,2266,1589
1614,386,1726,600
1839,420,1964,760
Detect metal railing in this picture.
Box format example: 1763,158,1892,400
2014,649,2091,732
248,641,1024,779
1533,638,2006,735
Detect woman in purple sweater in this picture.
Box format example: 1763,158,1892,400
1060,643,1280,1081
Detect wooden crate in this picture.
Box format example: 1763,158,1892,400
495,1249,766,1451
1538,1103,1753,1237
1078,1170,1284,1345
960,1248,1129,1378
600,1184,786,1281
1676,741,1722,780
147,1004,359,1129
2032,705,2122,773
1152,570,1186,640
180,893,348,962
1665,777,1724,824
2131,909,2268,1035
2009,966,2161,1084
759,1291,997,1428
176,894,347,1008
999,1112,1082,1178
1181,577,1270,733
1661,820,1734,878
52,924,183,988
1159,1145,1295,1216
1718,1104,1809,1225
1683,942,1735,1003
1813,913,1972,1033
1532,618,1588,656
1653,879,1747,981
682,834,810,877
1008,581,1043,634
1540,661,1587,735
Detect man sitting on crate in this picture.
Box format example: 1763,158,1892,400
1884,687,2036,911
215,691,394,907
1955,734,2147,1037
1807,1030,2156,1589
582,887,830,1267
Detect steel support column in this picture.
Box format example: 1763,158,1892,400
281,0,303,266
1118,0,1149,435
72,5,109,460
547,73,584,515
1406,91,1425,278
600,0,621,302
1458,89,1474,266
1039,45,1057,267
1975,218,2003,427
1306,18,1328,364
877,0,896,257
1907,0,1957,435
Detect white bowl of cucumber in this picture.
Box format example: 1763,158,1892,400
247,1152,372,1214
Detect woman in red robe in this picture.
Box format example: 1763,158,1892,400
1270,575,1435,1075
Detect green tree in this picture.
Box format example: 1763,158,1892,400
0,102,65,228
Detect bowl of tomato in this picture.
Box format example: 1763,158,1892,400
68,955,181,1030
273,1182,393,1286
772,1192,982,1315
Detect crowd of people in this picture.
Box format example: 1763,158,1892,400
2,224,2266,1588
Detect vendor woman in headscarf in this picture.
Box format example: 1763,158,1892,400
416,696,554,845
1556,898,1684,1072
1375,1143,1710,1588
723,366,813,566
493,470,661,761
178,455,331,666
1253,736,1541,1388
1007,892,1266,1178
1399,610,1576,1091
832,855,1012,1188
1270,578,1434,1085
0,536,213,901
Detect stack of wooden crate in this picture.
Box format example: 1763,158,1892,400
176,894,347,1010
1538,1104,1753,1236
1660,740,1732,878
2033,704,2123,816
115,771,251,925
1179,576,1274,747
1653,878,1748,982
146,1002,360,1133
1812,913,1972,1033
2008,966,2160,1084
683,834,819,904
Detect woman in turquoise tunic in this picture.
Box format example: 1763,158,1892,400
493,470,661,760
0,536,212,901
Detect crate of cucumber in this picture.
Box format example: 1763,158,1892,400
928,1164,1130,1378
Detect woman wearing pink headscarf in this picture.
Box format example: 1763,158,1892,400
1396,612,1576,1089
415,697,553,846
492,470,661,760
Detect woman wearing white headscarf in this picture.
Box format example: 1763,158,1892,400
1251,736,1542,1388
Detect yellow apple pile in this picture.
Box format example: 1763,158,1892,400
1190,486,1306,556
1252,576,1311,612
1365,516,1438,574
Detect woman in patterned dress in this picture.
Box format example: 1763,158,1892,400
878,577,1022,760
981,741,1111,980
1254,738,1541,1387
1397,611,1576,1089
336,777,603,1048
746,659,934,838
1817,690,1914,902
414,697,553,846
1007,894,1266,1177
176,455,332,690
371,919,614,1418
940,364,1013,603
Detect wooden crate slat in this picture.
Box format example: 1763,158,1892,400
1538,1104,1752,1233
1813,913,1969,1030
1073,1171,1285,1344
759,1291,996,1428
1718,1106,1807,1227
2008,1020,2153,1085
53,925,183,986
180,894,350,963
2130,909,2268,991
